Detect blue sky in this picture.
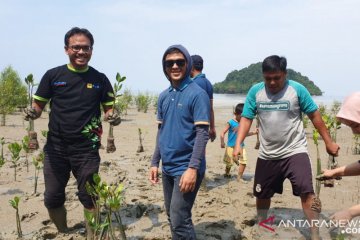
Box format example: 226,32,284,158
1,0,359,97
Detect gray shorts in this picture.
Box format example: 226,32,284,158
253,152,314,199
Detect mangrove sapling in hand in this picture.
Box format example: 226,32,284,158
137,128,144,153
9,196,22,238
8,142,22,181
32,152,44,194
322,113,342,187
24,74,39,151
85,173,127,240
22,135,30,172
106,72,126,153
0,137,5,168
313,129,322,196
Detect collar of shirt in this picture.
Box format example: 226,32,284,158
191,73,206,81
168,77,192,92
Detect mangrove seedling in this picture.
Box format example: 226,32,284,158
85,173,127,240
137,128,144,153
22,135,30,172
8,142,22,181
0,137,5,168
9,196,22,238
353,134,360,155
313,129,321,196
322,113,342,187
25,74,39,151
32,151,44,194
107,72,126,153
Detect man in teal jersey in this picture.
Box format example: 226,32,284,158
24,27,120,238
233,55,339,239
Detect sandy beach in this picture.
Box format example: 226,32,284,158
0,102,359,240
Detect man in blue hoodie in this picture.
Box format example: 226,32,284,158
149,45,210,239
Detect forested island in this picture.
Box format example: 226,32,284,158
213,62,322,95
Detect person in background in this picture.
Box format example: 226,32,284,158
190,54,216,142
24,27,120,239
232,55,339,240
317,92,360,222
149,45,210,239
220,103,257,180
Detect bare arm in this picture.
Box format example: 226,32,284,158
233,117,253,157
209,99,216,142
220,123,230,148
307,110,339,155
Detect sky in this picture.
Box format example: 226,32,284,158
1,0,359,97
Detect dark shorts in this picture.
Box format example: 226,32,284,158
253,152,314,199
43,148,100,209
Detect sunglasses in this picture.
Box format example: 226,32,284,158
68,45,93,52
165,59,186,68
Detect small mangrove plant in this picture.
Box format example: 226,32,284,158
21,135,30,172
25,74,39,151
9,196,22,238
137,128,144,153
32,151,44,194
8,142,22,181
107,72,126,153
85,173,127,240
0,137,5,168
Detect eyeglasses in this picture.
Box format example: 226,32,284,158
165,59,186,68
68,45,93,52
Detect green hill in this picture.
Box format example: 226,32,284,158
213,62,322,95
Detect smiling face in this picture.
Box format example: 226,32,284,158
263,71,287,94
65,33,92,70
164,52,187,87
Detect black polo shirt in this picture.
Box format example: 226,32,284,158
34,64,114,151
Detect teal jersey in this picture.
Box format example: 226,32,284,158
242,80,318,160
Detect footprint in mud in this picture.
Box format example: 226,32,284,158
21,211,39,222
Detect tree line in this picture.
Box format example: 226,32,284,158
213,62,323,95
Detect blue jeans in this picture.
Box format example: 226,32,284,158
162,171,204,240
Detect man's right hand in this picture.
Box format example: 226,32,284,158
149,166,159,184
232,145,243,160
326,142,340,156
24,107,39,121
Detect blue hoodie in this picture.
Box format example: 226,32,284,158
155,45,210,176
162,44,193,82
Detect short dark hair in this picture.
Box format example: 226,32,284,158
262,55,287,73
64,27,94,47
191,55,203,71
234,103,244,114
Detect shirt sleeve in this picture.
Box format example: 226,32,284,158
101,75,115,106
207,80,214,100
33,70,53,102
193,91,210,125
242,84,261,119
290,81,318,114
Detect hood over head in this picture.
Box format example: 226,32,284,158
336,92,360,124
162,44,192,81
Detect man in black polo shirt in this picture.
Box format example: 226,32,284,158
24,27,120,236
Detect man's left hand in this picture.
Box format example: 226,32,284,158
106,110,121,126
179,168,197,193
209,128,216,142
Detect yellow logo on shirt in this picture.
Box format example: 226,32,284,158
87,83,93,89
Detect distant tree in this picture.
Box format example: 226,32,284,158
213,62,322,95
0,66,27,126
